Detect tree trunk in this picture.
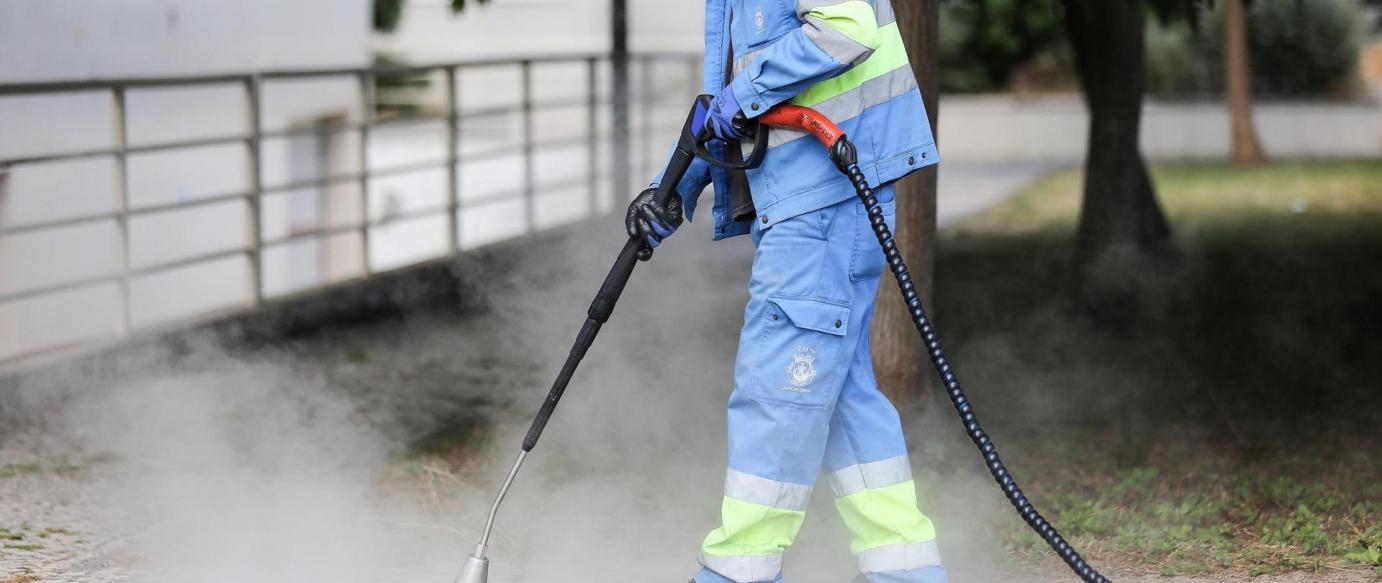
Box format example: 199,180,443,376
872,0,940,413
1225,0,1267,165
1059,0,1175,314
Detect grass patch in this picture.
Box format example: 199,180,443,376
937,161,1382,576
0,454,117,481
0,464,43,479
2,543,44,551
37,527,73,538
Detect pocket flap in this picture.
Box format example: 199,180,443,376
769,296,850,337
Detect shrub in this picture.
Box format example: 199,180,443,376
1147,0,1369,98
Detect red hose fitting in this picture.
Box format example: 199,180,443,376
759,105,846,149
760,105,855,170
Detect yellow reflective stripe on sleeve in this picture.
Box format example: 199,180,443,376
701,496,807,558
791,21,908,108
833,480,938,555
805,0,882,49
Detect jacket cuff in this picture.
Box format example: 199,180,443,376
729,73,771,119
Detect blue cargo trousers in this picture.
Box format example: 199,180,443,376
693,184,948,583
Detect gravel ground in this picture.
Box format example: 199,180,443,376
3,167,1372,583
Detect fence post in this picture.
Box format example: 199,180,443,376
357,71,374,275
640,56,654,181
245,75,265,304
611,0,632,201
587,56,599,215
688,55,701,105
445,65,461,254
521,60,535,233
112,87,132,337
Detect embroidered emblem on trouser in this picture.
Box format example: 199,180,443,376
783,345,818,392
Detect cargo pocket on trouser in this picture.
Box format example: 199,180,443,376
850,186,897,282
755,295,853,407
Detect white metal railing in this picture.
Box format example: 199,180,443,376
0,52,702,365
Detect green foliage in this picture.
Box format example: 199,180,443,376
1147,0,1368,97
1365,0,1382,30
939,0,1215,93
374,0,405,32
938,0,1064,92
942,0,1366,96
1240,0,1367,96
374,0,489,33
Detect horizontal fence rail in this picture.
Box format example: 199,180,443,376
0,52,701,365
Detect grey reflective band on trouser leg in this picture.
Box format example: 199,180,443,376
826,454,913,497
858,541,943,573
724,468,814,511
700,552,785,583
767,65,917,148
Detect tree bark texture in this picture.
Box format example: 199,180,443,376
872,0,940,413
1225,0,1267,165
1059,0,1176,312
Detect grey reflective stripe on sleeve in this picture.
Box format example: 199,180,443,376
724,469,813,511
797,0,878,66
875,0,895,26
857,540,943,573
827,454,914,497
734,46,766,77
767,64,916,148
802,14,876,66
700,552,785,582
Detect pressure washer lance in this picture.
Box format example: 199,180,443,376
454,99,1109,583
453,100,724,583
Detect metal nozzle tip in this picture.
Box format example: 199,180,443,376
454,554,489,583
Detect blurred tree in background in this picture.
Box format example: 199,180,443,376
1059,0,1189,315
1223,0,1265,164
374,0,487,33
945,0,1371,97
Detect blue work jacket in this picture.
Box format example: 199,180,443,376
657,0,940,240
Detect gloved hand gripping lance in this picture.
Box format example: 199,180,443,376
454,98,1111,583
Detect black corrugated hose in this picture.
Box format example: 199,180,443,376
829,137,1111,583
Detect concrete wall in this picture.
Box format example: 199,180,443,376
371,0,704,62
939,96,1382,164
0,0,371,83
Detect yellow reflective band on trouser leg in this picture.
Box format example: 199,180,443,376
791,22,909,108
834,480,939,556
700,496,806,582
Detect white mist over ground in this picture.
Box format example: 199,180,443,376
0,193,1038,583
13,166,1327,583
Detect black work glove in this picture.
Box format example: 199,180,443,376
624,187,684,261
